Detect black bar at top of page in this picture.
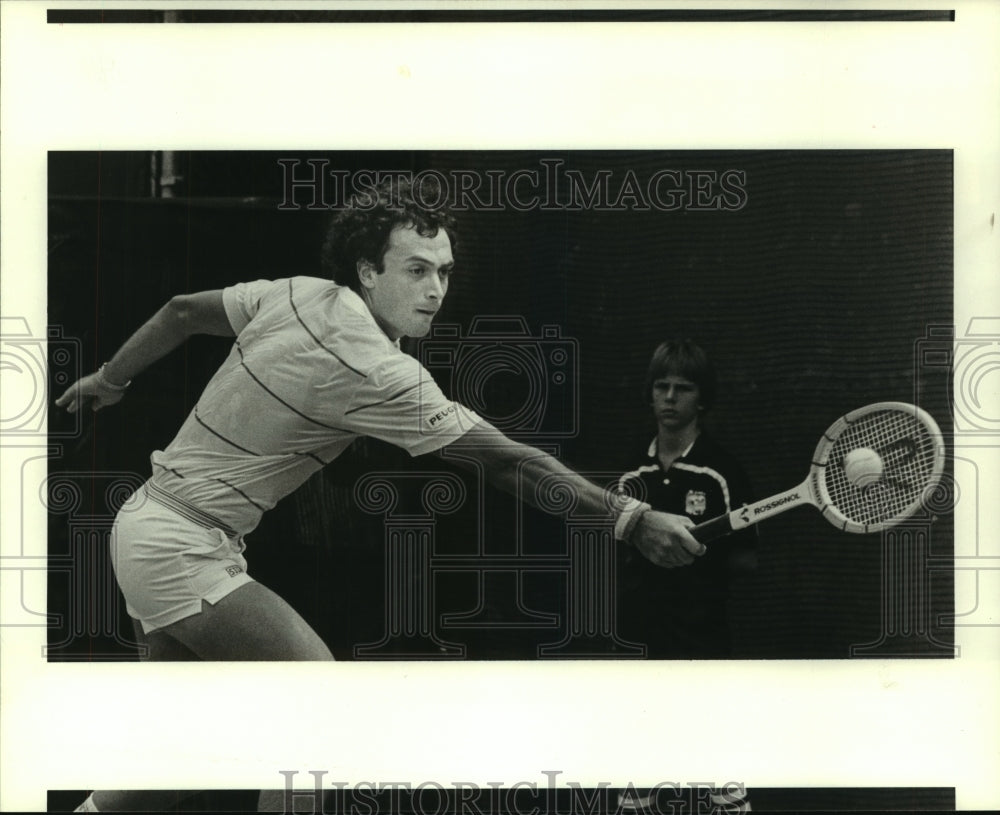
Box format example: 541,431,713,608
47,9,956,24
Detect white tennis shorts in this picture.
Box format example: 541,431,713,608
111,481,254,633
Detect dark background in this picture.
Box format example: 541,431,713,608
47,786,957,813
46,150,954,660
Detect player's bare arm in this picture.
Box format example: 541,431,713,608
438,422,706,568
54,290,234,414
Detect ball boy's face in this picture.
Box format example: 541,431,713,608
359,223,455,341
651,373,702,431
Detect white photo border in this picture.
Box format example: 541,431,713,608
2,1,998,811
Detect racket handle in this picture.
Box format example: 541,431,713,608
691,513,735,543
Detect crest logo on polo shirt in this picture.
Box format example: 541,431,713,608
685,489,707,516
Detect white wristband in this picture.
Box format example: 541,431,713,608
614,497,652,542
96,363,131,392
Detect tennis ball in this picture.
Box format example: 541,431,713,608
843,447,884,488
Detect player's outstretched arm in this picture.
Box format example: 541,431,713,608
54,290,234,414
439,422,706,568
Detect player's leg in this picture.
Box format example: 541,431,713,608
156,581,334,661
113,492,332,660
75,598,328,812
131,618,202,661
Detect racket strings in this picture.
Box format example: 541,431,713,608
824,409,940,526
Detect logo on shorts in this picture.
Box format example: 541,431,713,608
685,490,707,516
226,565,244,577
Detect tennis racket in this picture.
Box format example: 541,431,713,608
691,401,946,543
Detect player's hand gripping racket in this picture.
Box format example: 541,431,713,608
691,402,945,543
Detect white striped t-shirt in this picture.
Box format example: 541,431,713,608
149,277,481,534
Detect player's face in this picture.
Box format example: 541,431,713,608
361,224,455,340
651,374,702,431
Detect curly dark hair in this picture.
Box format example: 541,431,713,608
643,339,717,412
321,174,458,291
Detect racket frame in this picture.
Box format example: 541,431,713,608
691,401,945,543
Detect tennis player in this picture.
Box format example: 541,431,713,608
616,339,758,659
59,178,703,813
